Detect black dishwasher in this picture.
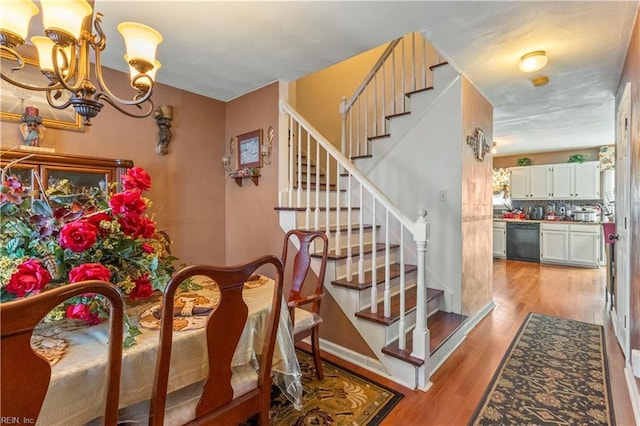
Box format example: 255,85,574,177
506,222,540,262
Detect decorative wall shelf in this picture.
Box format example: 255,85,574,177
230,173,260,187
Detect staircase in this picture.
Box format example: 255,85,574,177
276,33,468,390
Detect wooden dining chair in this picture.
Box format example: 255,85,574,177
281,229,329,380
0,281,125,425
149,255,283,426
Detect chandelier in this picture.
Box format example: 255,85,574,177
0,0,162,126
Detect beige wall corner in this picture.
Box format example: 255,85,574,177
461,76,494,315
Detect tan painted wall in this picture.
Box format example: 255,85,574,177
224,82,283,265
461,77,494,314
616,9,640,363
0,61,227,267
494,147,600,169
295,44,388,149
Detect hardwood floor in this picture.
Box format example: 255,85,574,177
311,259,636,425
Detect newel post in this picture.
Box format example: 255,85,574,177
339,96,347,158
411,210,430,361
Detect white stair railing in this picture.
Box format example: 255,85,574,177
340,32,445,159
280,100,430,361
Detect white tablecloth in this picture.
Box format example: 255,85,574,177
34,278,302,425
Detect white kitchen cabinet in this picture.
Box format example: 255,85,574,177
540,222,600,267
540,223,569,262
493,221,506,258
550,161,600,200
568,224,601,266
510,165,551,200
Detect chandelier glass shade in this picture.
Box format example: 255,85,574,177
0,0,162,126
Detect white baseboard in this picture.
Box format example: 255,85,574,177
304,337,417,390
624,363,640,425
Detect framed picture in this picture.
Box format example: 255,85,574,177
1,52,83,131
237,129,263,169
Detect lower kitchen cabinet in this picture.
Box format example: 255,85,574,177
540,223,569,262
493,221,506,258
541,223,600,268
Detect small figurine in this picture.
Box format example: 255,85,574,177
154,105,173,155
19,106,46,147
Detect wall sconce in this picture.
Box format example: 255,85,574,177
222,155,231,171
222,137,234,171
261,125,274,165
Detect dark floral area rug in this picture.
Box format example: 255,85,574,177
252,350,403,425
469,312,615,425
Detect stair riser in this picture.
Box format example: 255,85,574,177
332,250,400,279
320,228,376,252
295,209,360,227
289,191,347,208
384,309,417,345
356,273,418,308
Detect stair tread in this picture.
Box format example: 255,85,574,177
293,183,342,191
430,61,449,70
406,86,434,97
274,206,360,212
368,133,391,141
350,154,373,161
322,224,379,233
381,311,467,366
332,263,417,290
314,242,398,260
355,287,442,325
386,111,411,119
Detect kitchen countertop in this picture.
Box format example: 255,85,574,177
493,218,602,225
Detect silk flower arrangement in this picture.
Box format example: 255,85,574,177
0,163,177,346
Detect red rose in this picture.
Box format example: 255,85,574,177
121,167,152,192
118,214,143,237
68,263,111,283
109,190,147,216
141,242,154,254
129,275,153,300
6,259,51,297
66,303,102,324
139,217,156,239
118,214,156,239
59,221,98,252
83,212,111,234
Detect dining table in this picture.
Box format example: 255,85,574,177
30,276,302,425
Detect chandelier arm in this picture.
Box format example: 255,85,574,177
97,93,155,118
0,47,65,92
92,13,107,52
0,46,25,72
93,46,154,107
52,43,86,94
45,89,74,111
1,68,64,92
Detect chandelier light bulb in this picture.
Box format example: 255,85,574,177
0,0,39,45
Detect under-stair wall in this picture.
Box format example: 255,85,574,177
281,33,494,390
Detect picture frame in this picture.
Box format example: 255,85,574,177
1,52,83,131
237,129,263,169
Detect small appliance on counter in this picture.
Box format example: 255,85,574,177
529,206,544,220
573,206,600,222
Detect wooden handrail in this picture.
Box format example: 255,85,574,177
342,38,402,113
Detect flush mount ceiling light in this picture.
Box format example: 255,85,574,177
0,0,162,125
518,51,548,73
532,76,550,87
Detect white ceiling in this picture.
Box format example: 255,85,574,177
75,2,640,155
